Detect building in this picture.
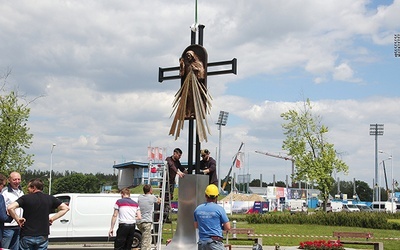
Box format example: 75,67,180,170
113,161,190,189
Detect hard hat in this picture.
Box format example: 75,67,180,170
205,184,219,198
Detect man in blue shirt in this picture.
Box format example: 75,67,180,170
194,184,231,250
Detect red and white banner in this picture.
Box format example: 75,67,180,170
157,147,164,160
148,147,164,161
235,152,244,168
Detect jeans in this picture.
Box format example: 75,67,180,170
19,236,48,250
1,227,20,250
197,239,225,250
114,224,136,250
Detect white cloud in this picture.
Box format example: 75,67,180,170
1,0,399,189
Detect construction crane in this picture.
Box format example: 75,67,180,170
221,142,244,191
382,160,390,200
255,150,295,187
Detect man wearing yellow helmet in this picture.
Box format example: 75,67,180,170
193,184,231,250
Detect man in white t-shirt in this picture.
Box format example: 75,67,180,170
2,172,24,250
109,188,141,250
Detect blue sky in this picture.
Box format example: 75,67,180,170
0,0,399,191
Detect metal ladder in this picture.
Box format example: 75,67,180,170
148,162,172,250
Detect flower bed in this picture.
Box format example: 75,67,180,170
299,240,344,250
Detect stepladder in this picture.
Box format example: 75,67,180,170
148,162,173,250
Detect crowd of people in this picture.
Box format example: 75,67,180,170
0,147,228,250
0,172,70,250
108,147,229,250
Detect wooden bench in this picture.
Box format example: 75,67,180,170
333,231,383,250
224,228,262,250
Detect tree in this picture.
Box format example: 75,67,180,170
266,181,286,187
281,99,349,211
330,180,354,198
249,179,268,187
355,180,373,201
52,173,101,194
0,72,34,174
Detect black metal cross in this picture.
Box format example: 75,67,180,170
158,24,237,174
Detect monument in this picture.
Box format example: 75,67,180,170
158,5,237,248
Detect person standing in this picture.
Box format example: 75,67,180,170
0,174,12,246
7,178,70,250
2,171,24,250
137,184,160,250
200,149,218,185
163,148,186,222
194,184,230,250
109,188,141,250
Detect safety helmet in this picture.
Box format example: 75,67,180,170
205,184,219,198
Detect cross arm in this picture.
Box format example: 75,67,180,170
158,58,237,83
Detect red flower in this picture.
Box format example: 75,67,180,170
298,240,344,250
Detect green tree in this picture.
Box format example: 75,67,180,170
266,181,286,187
249,179,268,187
281,99,349,211
355,180,373,201
0,73,34,174
330,180,354,198
51,173,100,194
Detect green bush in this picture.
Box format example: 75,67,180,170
245,212,400,230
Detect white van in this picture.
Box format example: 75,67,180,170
288,200,307,214
371,201,397,213
49,193,142,248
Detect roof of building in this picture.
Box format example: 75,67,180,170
113,161,190,169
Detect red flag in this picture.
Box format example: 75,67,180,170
235,152,244,168
148,147,155,160
158,147,163,160
147,147,152,160
155,147,159,161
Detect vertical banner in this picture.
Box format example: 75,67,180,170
235,152,244,168
158,147,163,160
155,147,159,161
147,147,153,160
148,147,166,161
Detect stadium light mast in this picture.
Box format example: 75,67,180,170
216,111,229,192
370,124,384,202
395,34,400,57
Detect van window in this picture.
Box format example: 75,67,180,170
51,195,71,213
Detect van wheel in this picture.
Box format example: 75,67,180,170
132,231,142,249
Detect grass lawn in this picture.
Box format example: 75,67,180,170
164,219,400,250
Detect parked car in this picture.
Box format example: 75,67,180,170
342,204,360,212
356,204,373,212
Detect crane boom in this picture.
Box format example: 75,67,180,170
255,150,294,162
382,160,390,200
255,150,295,187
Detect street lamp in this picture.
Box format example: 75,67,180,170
216,111,229,192
370,124,384,202
49,143,56,195
379,150,393,202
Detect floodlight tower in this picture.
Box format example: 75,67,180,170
216,111,229,191
370,124,384,201
395,34,400,57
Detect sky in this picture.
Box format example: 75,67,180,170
0,0,399,190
